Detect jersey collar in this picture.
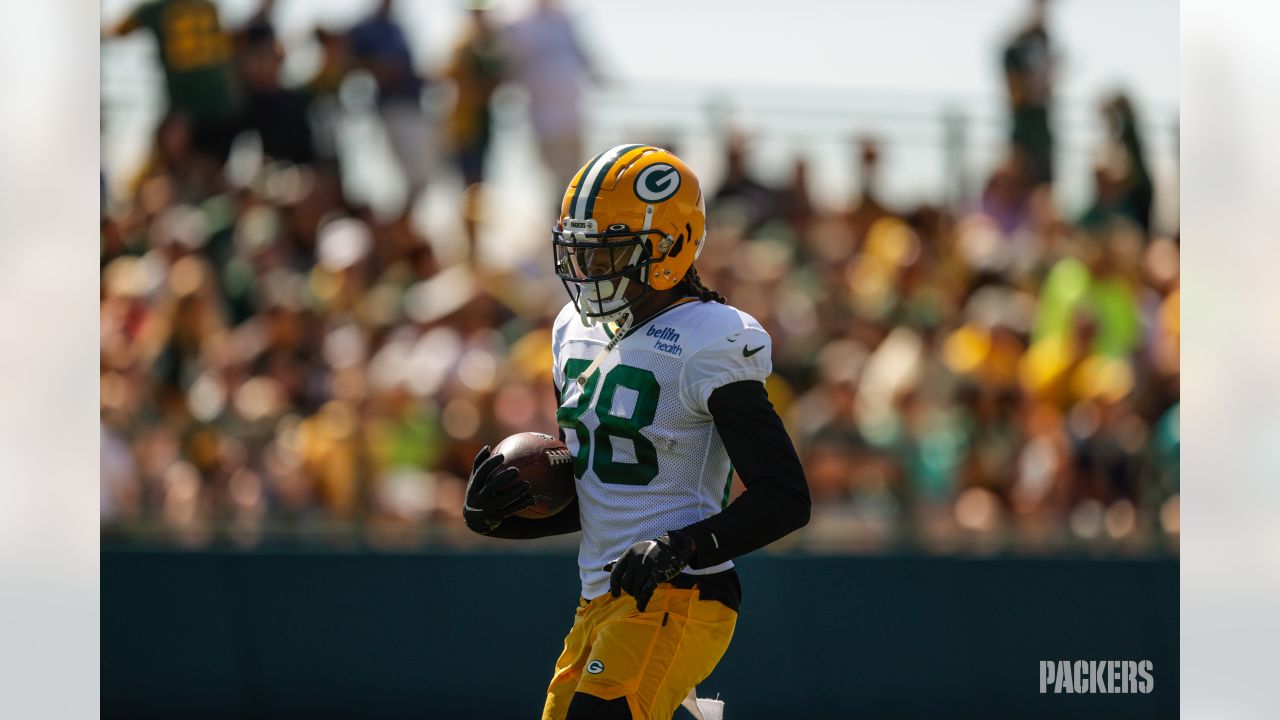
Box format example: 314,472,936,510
602,297,700,341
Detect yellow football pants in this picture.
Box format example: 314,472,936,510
541,584,737,720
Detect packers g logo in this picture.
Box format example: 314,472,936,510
586,659,605,674
634,163,681,203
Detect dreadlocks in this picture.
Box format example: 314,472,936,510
680,266,726,304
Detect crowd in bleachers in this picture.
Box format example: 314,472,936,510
100,0,1178,553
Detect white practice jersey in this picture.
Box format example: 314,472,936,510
551,298,772,600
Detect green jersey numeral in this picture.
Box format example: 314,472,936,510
556,358,598,480
556,362,661,486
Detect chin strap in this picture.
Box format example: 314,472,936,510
576,311,630,388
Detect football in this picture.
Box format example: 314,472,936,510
492,432,576,519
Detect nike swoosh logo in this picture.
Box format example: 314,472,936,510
743,345,764,357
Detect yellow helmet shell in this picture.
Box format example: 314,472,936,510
558,144,706,292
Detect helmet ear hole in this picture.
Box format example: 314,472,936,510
668,233,685,259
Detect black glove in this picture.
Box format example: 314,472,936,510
603,531,697,612
463,445,534,535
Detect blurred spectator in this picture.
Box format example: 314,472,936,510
1001,0,1056,187
778,157,814,236
129,110,218,201
1080,93,1155,236
302,27,351,165
981,150,1035,235
444,3,511,257
348,0,433,218
709,132,780,237
107,0,243,166
237,21,314,166
101,422,141,523
507,0,600,191
844,138,895,246
233,0,276,49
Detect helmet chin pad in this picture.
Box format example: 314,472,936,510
572,267,639,325
586,279,616,302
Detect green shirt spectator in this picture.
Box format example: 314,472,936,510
112,0,239,123
1033,256,1140,358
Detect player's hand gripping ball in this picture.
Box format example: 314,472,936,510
492,432,576,519
463,445,532,534
463,433,576,534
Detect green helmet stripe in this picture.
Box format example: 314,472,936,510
572,144,648,220
567,147,609,219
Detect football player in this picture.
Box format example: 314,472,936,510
464,145,811,720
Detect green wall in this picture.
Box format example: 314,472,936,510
102,549,1177,719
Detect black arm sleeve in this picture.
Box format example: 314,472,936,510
478,385,583,540
675,380,811,569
